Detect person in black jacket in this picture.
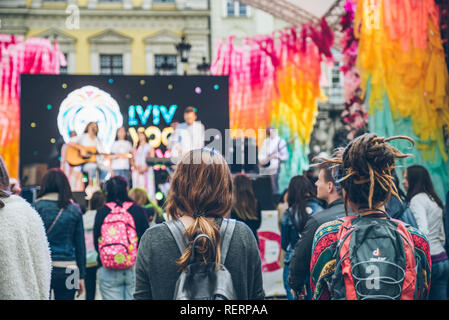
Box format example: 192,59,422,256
94,176,149,300
288,161,346,299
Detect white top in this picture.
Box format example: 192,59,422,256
110,140,133,170
73,133,105,164
83,209,96,231
258,135,289,175
73,133,104,153
170,121,205,157
409,192,446,256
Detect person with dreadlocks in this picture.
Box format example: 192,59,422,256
309,133,431,300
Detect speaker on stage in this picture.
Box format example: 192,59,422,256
228,137,259,174
252,175,275,210
21,163,48,187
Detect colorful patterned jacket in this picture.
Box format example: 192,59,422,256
310,212,432,300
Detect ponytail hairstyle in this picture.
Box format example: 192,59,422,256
315,133,414,215
0,156,11,209
166,148,233,271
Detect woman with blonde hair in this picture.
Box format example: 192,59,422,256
128,187,164,226
134,148,264,300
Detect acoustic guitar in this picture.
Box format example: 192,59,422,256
66,145,133,166
66,145,102,166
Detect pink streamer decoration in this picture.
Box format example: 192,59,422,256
0,34,64,177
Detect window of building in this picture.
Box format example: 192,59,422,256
154,55,177,75
226,0,248,17
98,0,122,2
100,54,123,75
60,53,68,74
331,62,341,88
153,0,175,2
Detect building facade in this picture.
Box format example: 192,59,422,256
0,0,211,75
210,0,289,60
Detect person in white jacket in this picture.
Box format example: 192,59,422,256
258,127,289,195
0,156,52,300
169,106,205,161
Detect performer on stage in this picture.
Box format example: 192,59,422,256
68,122,109,186
258,127,289,195
169,106,205,158
110,126,133,186
61,130,84,191
132,129,155,200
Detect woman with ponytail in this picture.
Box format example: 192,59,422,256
134,148,264,300
0,156,51,299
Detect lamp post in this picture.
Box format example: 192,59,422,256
175,35,191,75
196,56,211,75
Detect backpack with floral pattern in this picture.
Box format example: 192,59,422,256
99,202,138,269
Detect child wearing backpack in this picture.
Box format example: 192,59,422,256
134,148,265,300
309,134,431,300
93,176,149,300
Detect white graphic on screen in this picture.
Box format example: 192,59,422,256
57,85,123,153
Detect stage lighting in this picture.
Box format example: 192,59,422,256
155,192,164,201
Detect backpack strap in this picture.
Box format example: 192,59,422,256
219,218,236,265
105,202,116,211
164,220,188,255
122,201,134,211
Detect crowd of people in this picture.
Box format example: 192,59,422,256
0,132,448,300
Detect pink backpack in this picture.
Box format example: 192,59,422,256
99,202,138,269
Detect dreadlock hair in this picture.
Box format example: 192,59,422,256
315,133,414,215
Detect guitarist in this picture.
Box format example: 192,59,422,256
68,122,108,186
258,127,289,195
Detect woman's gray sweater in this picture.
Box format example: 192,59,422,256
134,218,265,300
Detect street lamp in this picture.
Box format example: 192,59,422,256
196,56,211,74
176,35,191,75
